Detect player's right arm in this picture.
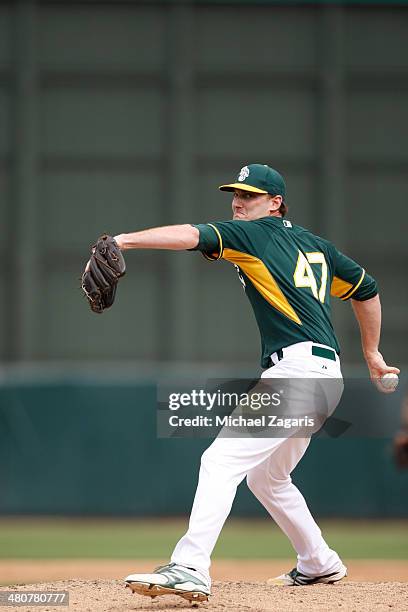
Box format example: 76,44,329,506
328,243,400,387
114,225,199,251
351,295,400,387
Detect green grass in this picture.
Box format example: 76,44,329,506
0,518,407,560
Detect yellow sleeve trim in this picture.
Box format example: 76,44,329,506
203,223,223,261
202,251,219,261
342,269,366,300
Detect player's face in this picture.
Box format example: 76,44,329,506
232,190,280,221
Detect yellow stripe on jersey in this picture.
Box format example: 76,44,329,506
331,276,353,299
331,270,366,301
208,223,223,257
222,248,302,325
342,269,366,300
202,223,224,261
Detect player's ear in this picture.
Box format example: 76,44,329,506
269,195,282,213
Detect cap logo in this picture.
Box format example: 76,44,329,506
238,166,249,182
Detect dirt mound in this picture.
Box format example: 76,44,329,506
2,579,407,612
2,559,408,585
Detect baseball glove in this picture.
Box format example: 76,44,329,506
393,429,408,469
81,234,126,314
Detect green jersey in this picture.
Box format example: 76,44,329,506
192,217,377,368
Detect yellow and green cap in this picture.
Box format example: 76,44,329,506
219,163,286,197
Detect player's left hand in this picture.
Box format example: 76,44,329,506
365,350,400,393
113,234,125,249
81,234,126,314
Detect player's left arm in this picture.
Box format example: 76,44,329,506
351,294,400,390
114,225,200,251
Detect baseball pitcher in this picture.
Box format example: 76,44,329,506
85,164,400,602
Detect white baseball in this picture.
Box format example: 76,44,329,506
380,372,399,391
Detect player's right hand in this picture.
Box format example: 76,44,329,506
365,350,400,393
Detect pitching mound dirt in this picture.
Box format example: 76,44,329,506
2,579,408,612
2,559,408,585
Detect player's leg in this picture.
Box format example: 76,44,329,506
126,351,345,596
170,435,287,576
246,437,344,578
244,353,346,582
170,363,343,576
126,434,288,599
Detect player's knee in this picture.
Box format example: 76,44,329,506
269,473,292,490
247,471,291,497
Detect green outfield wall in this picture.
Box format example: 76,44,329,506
1,378,407,517
1,2,408,366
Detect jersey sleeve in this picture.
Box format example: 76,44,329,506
190,220,259,262
330,247,378,301
189,223,224,261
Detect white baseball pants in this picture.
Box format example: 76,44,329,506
171,341,344,579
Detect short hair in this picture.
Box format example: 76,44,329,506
279,200,288,217
270,194,288,217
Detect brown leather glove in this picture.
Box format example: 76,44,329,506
81,235,126,313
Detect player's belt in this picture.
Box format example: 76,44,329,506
311,345,336,361
274,344,337,363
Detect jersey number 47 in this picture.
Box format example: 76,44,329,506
293,251,328,304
